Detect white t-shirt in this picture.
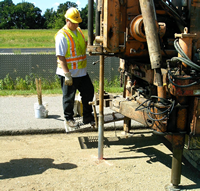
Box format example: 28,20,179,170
55,30,87,77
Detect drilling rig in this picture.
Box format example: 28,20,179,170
87,0,200,190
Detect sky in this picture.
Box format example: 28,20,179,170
12,0,88,14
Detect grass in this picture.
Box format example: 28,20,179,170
0,74,123,96
0,89,62,96
0,29,123,96
0,29,88,48
0,87,123,97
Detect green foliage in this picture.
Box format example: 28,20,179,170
93,76,123,93
57,2,78,15
2,74,14,90
13,2,44,29
79,4,88,29
0,0,93,29
0,0,44,29
0,89,62,96
0,74,61,91
79,3,96,30
43,8,57,29
0,79,4,90
0,74,123,95
54,17,65,29
15,77,28,90
0,0,15,29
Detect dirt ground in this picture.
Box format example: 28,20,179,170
0,129,200,191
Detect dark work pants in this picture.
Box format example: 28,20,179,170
58,74,94,121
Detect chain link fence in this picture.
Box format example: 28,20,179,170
0,54,120,82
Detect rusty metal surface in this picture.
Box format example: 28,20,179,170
169,78,200,96
125,76,132,98
185,134,200,150
139,0,162,69
178,37,193,70
190,0,200,50
190,97,200,135
130,15,147,42
130,15,166,42
177,107,187,131
123,117,131,133
151,107,167,133
124,41,147,57
130,63,154,84
90,0,200,188
87,45,103,53
171,148,183,187
165,134,185,149
98,55,105,159
118,100,153,127
175,28,196,71
103,0,120,53
157,86,165,99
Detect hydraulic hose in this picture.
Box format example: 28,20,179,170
173,39,200,71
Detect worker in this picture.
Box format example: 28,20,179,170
55,7,94,132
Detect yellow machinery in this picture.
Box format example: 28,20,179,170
87,0,200,190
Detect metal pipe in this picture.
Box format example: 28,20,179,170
88,0,94,45
95,0,100,37
123,75,127,98
98,55,104,160
171,148,183,187
139,0,164,98
139,0,162,69
155,68,164,98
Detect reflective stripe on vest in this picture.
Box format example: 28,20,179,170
77,27,85,41
61,28,76,69
60,27,86,70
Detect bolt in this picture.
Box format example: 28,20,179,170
130,49,136,54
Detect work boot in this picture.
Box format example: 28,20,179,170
64,119,79,133
83,115,95,125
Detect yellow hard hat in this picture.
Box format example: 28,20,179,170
65,7,82,23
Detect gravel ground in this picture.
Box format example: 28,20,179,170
0,95,200,190
1,130,200,191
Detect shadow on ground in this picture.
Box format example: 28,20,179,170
0,158,77,179
78,130,200,190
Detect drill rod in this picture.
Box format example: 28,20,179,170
98,55,104,160
171,148,183,188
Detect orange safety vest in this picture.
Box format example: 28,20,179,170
56,26,87,70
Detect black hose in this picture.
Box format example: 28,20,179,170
173,39,200,71
168,72,198,88
147,97,175,121
135,96,175,122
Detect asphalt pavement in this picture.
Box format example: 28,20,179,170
0,48,55,54
0,95,145,136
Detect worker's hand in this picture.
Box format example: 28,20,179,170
64,72,73,86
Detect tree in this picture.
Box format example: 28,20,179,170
0,0,90,29
79,4,88,29
57,1,78,15
54,17,65,29
56,1,78,29
13,2,44,29
44,8,57,29
0,0,15,29
44,1,79,29
79,3,96,30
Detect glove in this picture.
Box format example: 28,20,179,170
64,72,73,86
